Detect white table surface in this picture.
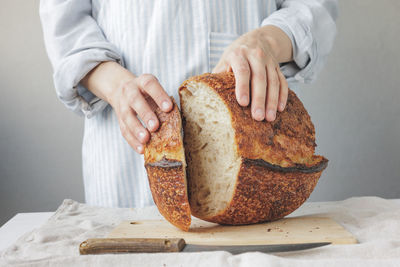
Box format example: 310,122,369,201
1,199,399,253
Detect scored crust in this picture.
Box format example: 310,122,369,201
202,157,327,224
143,97,191,231
179,72,328,225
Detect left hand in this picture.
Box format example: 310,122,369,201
213,25,293,122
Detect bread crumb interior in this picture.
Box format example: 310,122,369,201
181,82,240,217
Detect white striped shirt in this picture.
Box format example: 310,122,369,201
39,0,338,208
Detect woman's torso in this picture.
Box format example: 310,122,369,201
83,0,278,208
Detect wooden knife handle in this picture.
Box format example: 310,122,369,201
79,238,186,255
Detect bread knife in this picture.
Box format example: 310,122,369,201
79,238,331,255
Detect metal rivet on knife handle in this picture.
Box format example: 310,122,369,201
79,238,186,255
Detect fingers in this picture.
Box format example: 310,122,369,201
124,84,159,132
265,62,280,122
114,73,174,154
122,73,173,134
119,103,149,144
248,49,267,121
212,60,228,73
118,118,145,154
277,68,288,112
137,74,172,112
229,51,250,106
209,43,289,122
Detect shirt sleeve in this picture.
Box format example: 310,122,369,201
39,0,124,118
261,0,338,86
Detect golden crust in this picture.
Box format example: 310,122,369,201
180,72,317,167
144,97,184,163
192,156,327,224
144,98,191,231
145,160,191,231
179,72,328,225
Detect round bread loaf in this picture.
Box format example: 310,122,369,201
179,72,328,225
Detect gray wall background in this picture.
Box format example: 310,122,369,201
1,1,399,225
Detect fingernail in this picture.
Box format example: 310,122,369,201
240,95,249,105
267,109,276,121
162,100,171,111
279,102,285,111
138,131,146,141
254,108,264,120
148,119,156,129
137,145,143,153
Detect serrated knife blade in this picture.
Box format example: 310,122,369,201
79,238,331,255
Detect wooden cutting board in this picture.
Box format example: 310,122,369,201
108,216,357,245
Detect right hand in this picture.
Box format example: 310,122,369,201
111,73,173,154
82,62,173,154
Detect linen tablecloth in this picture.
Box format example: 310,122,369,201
1,196,399,266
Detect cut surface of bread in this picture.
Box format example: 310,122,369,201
179,72,328,225
179,80,240,216
143,97,191,231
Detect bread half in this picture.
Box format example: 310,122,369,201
144,97,191,231
179,72,328,225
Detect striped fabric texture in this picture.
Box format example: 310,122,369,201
40,0,338,208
